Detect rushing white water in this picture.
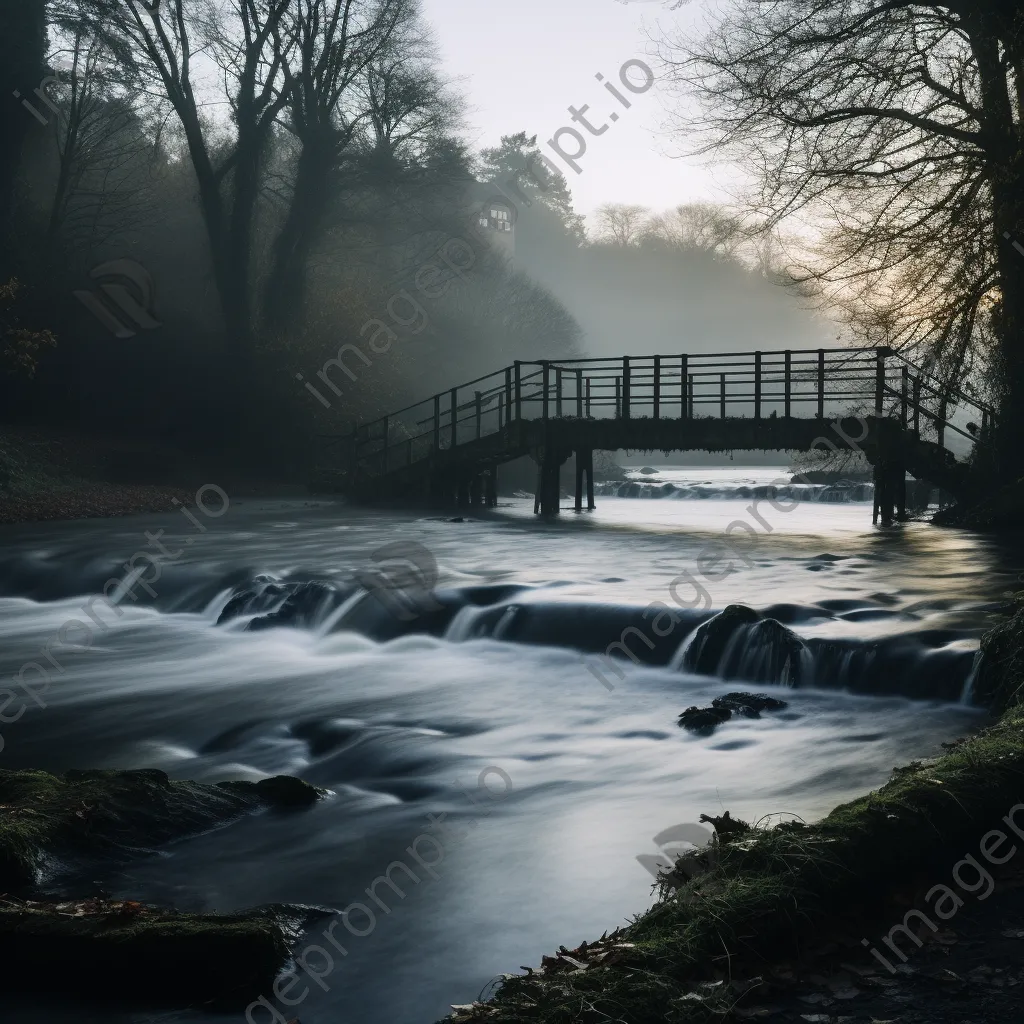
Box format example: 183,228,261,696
0,468,1018,1024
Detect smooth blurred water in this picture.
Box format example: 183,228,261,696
0,468,1018,1024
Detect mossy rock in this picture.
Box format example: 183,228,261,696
0,767,323,890
0,901,303,1007
974,601,1024,711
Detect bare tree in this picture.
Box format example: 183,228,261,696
643,202,745,258
662,1,1024,472
262,0,412,332
97,0,292,358
40,27,160,256
593,203,650,246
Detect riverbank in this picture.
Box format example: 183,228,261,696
933,476,1024,532
438,603,1024,1024
0,425,312,523
0,425,194,523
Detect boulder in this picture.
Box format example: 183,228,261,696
679,691,788,734
247,580,336,630
681,604,761,676
678,705,732,734
0,767,324,890
711,691,789,718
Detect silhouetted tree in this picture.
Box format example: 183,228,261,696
99,0,292,359
664,0,1024,472
262,0,413,332
0,1,48,278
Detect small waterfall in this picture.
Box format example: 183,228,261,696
669,604,973,700
669,624,707,672
444,605,485,642
491,605,520,641
317,589,370,636
593,480,873,503
961,650,983,704
720,619,809,687
202,587,238,623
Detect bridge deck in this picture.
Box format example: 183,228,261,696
322,347,993,521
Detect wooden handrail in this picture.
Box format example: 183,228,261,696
329,345,995,480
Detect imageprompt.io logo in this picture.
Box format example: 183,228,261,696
636,822,714,880
73,259,162,339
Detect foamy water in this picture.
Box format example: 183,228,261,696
0,469,1018,1023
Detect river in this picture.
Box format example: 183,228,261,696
0,467,1017,1023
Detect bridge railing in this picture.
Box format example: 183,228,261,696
338,347,997,480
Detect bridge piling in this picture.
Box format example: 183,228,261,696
539,451,561,515
574,449,595,511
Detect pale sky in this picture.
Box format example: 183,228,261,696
419,0,735,225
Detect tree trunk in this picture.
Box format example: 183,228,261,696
263,136,334,334
0,0,46,278
963,7,1024,477
992,189,1024,478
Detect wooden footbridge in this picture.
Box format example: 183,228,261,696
323,347,995,522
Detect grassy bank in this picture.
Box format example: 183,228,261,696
440,605,1024,1023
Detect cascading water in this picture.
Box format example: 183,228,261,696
0,471,1016,1024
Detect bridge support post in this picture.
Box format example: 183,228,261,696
895,463,906,522
574,448,595,512
428,468,454,505
872,463,889,525
872,460,905,526
533,444,563,516
540,453,561,515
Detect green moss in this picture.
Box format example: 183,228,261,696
0,767,325,1007
975,600,1024,710
0,767,323,890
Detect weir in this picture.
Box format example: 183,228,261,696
323,346,994,522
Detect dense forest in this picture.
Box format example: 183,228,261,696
0,0,841,487
0,1,590,477
2,0,1022,488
